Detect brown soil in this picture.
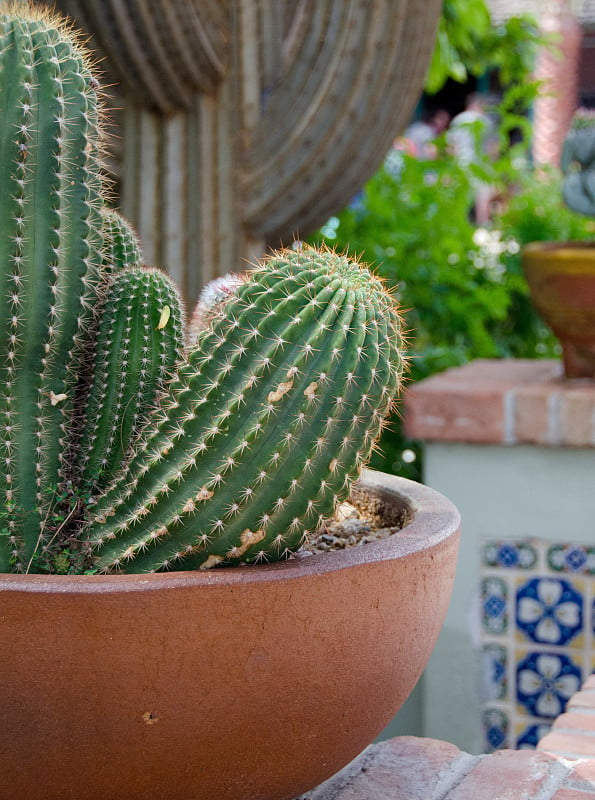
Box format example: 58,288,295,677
301,484,411,555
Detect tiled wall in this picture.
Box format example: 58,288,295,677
480,538,595,751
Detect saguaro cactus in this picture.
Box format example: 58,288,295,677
50,0,442,301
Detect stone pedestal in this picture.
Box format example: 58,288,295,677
402,359,595,753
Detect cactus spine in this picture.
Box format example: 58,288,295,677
0,5,103,569
86,248,404,573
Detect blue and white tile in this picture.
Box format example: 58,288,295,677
482,707,509,752
516,576,583,647
516,650,582,719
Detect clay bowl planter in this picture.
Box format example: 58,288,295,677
523,242,595,378
0,469,460,800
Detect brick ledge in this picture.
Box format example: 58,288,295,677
404,359,595,447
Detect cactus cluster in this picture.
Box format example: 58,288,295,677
0,3,405,574
561,109,595,217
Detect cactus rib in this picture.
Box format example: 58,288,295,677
100,208,142,275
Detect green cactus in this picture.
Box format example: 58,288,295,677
0,4,103,569
561,109,595,217
101,208,142,275
76,266,185,491
85,247,404,573
0,5,405,575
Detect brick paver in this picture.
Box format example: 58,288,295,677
301,677,595,799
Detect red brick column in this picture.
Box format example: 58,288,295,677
533,5,582,167
302,679,595,799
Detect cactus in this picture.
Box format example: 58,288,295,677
101,209,142,275
85,247,404,573
188,272,247,343
0,3,104,569
0,5,405,575
561,109,595,217
75,266,185,491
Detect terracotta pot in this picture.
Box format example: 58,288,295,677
0,470,460,800
522,241,595,378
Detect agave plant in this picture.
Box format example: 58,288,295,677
0,2,405,574
561,108,595,218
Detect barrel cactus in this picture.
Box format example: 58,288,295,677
86,247,404,572
0,3,405,575
561,109,595,217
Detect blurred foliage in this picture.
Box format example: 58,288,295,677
426,0,542,93
306,0,591,482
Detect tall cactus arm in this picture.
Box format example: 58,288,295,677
241,0,443,242
76,267,185,491
85,248,404,573
0,6,104,569
53,0,231,113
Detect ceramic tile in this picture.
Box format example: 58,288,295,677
482,643,507,700
479,537,595,753
515,576,584,648
547,544,595,575
515,650,582,718
482,707,510,752
481,577,508,635
482,540,538,570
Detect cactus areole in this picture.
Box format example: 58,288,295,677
0,4,405,574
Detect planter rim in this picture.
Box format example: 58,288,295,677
524,241,595,256
0,469,460,593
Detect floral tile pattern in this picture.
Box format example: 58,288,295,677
516,578,583,647
516,651,581,718
479,538,594,753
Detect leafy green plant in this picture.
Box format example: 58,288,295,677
0,4,404,574
426,0,541,94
